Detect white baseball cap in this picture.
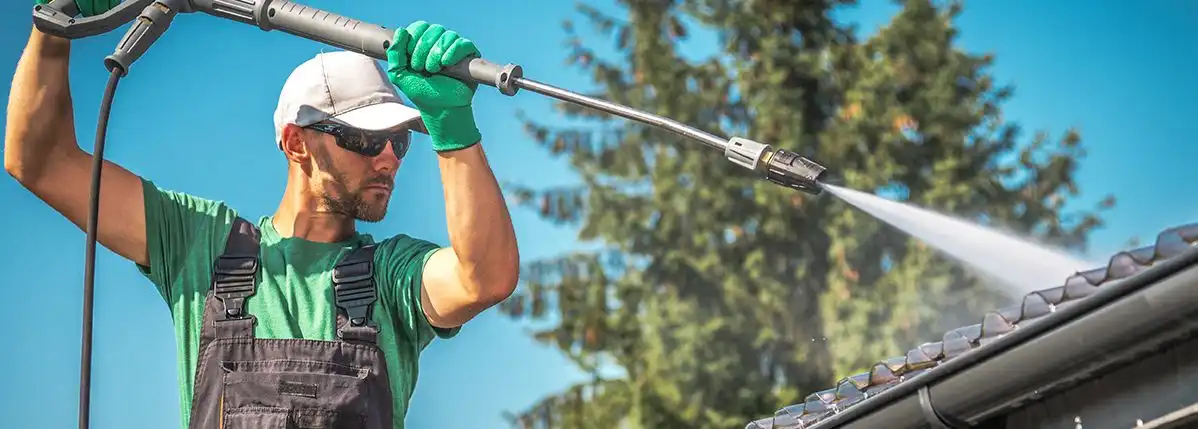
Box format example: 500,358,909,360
273,50,425,147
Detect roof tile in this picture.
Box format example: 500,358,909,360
745,223,1198,429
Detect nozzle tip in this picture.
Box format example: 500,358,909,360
764,149,826,195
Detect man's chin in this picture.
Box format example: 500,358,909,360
348,190,391,222
354,204,390,223
356,213,387,223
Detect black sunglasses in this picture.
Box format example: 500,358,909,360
305,122,412,159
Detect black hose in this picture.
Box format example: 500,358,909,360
80,66,123,429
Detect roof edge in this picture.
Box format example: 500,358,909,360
808,239,1198,429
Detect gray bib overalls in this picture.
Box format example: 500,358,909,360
187,217,394,428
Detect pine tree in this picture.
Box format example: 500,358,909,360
498,0,1114,427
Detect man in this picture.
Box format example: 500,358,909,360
6,3,519,427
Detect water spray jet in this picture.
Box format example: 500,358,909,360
823,183,1094,297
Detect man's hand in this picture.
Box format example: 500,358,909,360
386,21,483,153
34,0,121,17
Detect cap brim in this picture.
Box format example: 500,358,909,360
331,102,427,134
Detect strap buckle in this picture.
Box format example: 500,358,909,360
212,254,258,319
332,250,377,328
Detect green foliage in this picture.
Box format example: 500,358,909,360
498,0,1114,427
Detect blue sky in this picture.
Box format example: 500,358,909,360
0,0,1194,428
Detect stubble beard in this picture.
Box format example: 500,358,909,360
312,147,391,223
321,188,389,223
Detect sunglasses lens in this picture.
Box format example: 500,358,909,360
347,134,386,156
390,131,411,159
366,131,408,158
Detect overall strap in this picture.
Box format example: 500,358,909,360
210,217,261,339
332,244,380,344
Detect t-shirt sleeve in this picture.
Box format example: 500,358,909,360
375,235,460,351
136,178,236,306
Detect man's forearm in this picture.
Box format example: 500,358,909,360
436,143,520,303
4,28,79,184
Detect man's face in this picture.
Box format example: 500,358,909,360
299,122,411,222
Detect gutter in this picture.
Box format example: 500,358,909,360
803,224,1198,429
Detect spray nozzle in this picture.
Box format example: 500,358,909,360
724,137,828,195
763,148,826,194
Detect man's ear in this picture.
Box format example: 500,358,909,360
279,124,310,163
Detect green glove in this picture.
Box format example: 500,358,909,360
35,0,120,17
386,21,483,152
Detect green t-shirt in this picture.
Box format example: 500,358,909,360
135,178,457,429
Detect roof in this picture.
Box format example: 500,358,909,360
746,222,1198,429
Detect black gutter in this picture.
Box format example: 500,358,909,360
808,241,1198,429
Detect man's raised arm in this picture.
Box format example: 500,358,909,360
5,28,150,267
383,21,521,328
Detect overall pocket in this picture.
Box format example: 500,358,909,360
219,359,370,429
